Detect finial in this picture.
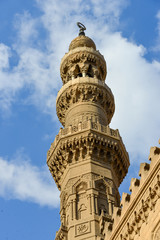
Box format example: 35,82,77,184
77,22,86,36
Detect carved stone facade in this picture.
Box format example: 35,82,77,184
47,30,160,240
109,145,160,240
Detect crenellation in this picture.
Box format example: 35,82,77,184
138,162,150,184
120,193,131,215
110,141,160,240
129,178,140,199
112,206,122,227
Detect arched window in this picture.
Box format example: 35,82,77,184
86,64,93,77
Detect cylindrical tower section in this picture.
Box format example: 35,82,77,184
56,77,115,127
57,35,115,127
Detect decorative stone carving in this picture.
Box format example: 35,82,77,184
75,222,90,236
56,78,115,126
110,145,160,240
55,226,67,240
47,30,130,240
60,48,106,84
47,124,129,190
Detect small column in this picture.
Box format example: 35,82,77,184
78,122,82,131
79,146,83,160
91,194,95,214
86,145,90,158
72,149,76,163
88,119,92,129
68,125,72,134
108,200,112,215
72,75,74,80
71,200,73,220
73,198,77,219
95,195,98,214
89,194,92,214
82,72,86,77
97,122,101,131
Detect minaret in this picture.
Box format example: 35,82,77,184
47,23,130,240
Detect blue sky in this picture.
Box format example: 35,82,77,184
0,0,160,239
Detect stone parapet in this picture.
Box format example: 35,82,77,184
109,144,160,240
47,120,129,190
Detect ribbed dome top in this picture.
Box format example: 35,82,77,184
69,35,96,51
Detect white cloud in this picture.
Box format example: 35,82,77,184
0,43,11,70
0,152,59,208
0,0,129,117
14,11,38,46
100,32,160,162
90,0,129,23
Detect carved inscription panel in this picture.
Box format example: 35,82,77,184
75,221,91,236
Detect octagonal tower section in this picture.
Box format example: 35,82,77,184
47,32,130,240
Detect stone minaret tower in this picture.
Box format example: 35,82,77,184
47,23,130,240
